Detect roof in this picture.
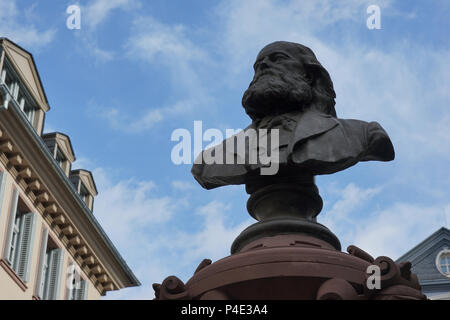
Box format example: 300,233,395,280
0,38,50,111
396,227,450,263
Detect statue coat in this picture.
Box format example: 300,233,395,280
191,109,395,190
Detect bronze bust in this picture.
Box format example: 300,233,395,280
192,41,394,192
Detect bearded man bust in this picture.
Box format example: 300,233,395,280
191,41,395,193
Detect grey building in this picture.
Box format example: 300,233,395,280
396,227,450,300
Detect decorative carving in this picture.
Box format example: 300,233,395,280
153,276,190,300
316,279,360,300
347,245,374,263
373,285,427,300
200,290,229,300
364,256,424,299
194,259,212,274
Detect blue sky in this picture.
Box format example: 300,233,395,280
1,0,449,299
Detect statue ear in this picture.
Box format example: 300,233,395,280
304,63,336,99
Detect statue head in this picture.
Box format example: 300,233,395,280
242,41,337,121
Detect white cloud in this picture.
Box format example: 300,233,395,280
80,38,115,62
445,205,450,229
71,156,94,171
318,182,448,260
98,98,204,132
0,0,56,49
89,166,249,300
320,183,381,233
177,201,251,262
125,16,209,93
75,0,141,62
126,16,206,63
351,203,447,259
96,17,213,132
172,180,196,191
215,0,392,76
84,0,140,29
92,167,177,245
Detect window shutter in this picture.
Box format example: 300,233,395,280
19,98,25,111
66,264,75,300
17,212,37,282
0,171,6,216
47,248,64,300
35,228,49,299
28,108,35,124
77,280,88,300
12,83,19,100
3,189,19,262
0,69,6,83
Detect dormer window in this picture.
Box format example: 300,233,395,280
69,170,98,212
42,133,75,177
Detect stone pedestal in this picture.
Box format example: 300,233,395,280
154,181,426,300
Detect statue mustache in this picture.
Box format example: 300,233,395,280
250,70,284,86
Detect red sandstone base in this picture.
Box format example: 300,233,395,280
153,234,426,300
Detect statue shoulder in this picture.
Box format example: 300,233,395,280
336,119,395,162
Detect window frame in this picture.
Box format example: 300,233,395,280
79,182,90,206
9,209,23,269
436,249,450,277
0,170,6,217
3,189,37,283
35,228,65,300
66,263,88,300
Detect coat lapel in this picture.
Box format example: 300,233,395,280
288,110,339,154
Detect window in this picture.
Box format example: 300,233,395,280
436,249,450,277
8,210,22,267
3,190,37,283
55,148,66,169
439,254,450,275
79,183,90,206
17,90,35,123
35,229,64,300
66,264,88,300
0,171,6,216
1,64,17,97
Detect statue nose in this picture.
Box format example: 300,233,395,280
259,56,271,70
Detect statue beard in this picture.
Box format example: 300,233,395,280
242,71,313,120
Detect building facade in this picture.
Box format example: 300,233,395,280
396,227,450,300
0,38,139,300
